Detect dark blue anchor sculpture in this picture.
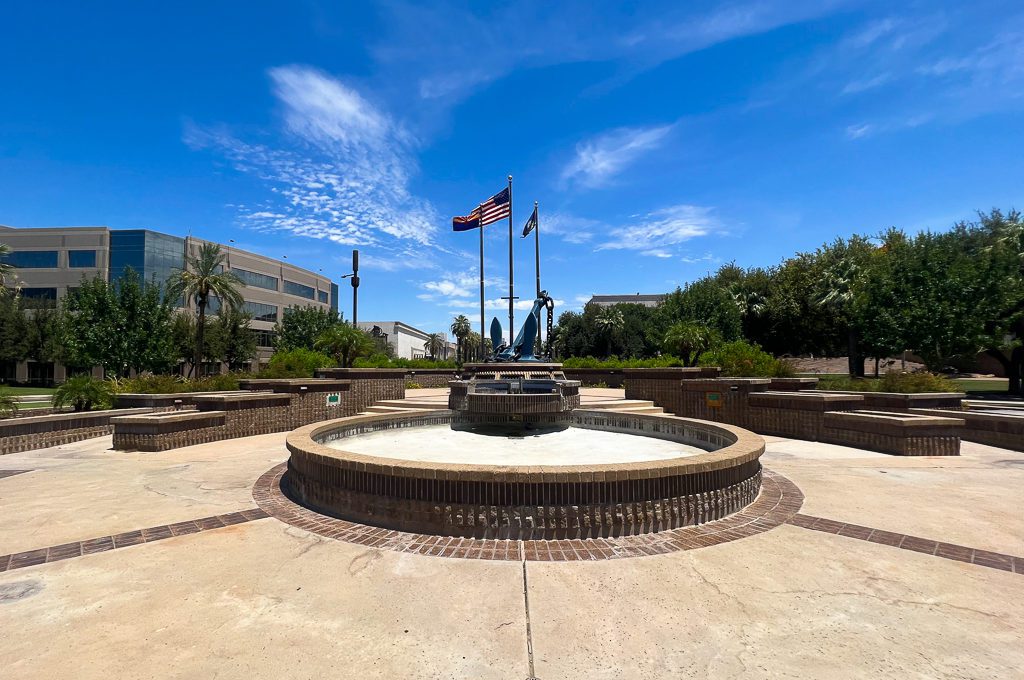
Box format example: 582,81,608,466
489,291,554,362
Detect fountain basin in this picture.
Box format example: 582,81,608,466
285,409,765,540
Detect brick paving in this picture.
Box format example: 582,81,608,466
0,508,269,573
786,513,1023,575
252,463,806,561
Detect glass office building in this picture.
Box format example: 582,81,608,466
0,225,337,383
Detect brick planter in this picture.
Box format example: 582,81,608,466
1,408,152,455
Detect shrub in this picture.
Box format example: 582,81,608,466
560,355,686,369
406,381,423,389
53,376,113,411
263,348,336,378
0,387,18,418
697,341,794,377
817,372,956,393
111,372,244,394
354,355,458,369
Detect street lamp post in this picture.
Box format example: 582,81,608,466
341,249,360,327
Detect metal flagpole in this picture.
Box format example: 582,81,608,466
506,174,514,345
479,210,485,360
534,201,541,354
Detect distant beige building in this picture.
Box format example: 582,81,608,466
0,225,336,383
587,294,667,308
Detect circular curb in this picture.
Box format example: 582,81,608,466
253,464,803,562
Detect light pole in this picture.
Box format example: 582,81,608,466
340,249,359,327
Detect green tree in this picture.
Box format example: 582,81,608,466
450,315,471,363
812,235,876,377
657,278,742,343
60,269,174,377
166,243,243,375
663,321,714,367
594,307,625,357
207,308,258,371
0,242,13,292
314,324,375,368
0,293,30,366
274,305,342,352
423,332,445,360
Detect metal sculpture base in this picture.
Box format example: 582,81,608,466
448,362,580,430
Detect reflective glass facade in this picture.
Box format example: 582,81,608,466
317,290,328,304
331,283,339,313
1,250,58,268
283,279,315,300
243,301,278,323
233,267,278,291
109,230,184,289
68,250,97,268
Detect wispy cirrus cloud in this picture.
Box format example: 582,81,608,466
370,0,850,106
186,65,438,248
561,125,673,188
598,204,722,252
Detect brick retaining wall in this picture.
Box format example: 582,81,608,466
1,408,152,455
623,370,965,456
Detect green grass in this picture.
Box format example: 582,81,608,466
0,385,57,396
950,378,1010,393
15,401,54,409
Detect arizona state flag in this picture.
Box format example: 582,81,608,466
452,208,481,232
521,204,538,237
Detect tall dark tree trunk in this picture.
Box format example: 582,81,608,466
847,329,864,377
1010,346,1023,396
195,297,206,378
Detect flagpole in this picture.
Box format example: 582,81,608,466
479,210,485,361
534,200,541,355
507,174,514,346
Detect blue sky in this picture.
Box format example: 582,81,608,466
2,1,1023,335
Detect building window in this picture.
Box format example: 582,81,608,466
243,301,278,323
251,329,276,348
232,267,279,291
318,290,328,304
18,288,58,308
330,282,339,313
68,250,97,268
283,280,315,300
1,250,59,268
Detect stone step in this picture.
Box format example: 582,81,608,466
580,399,657,410
610,406,665,414
374,400,450,410
363,405,415,414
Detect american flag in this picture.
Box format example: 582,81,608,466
478,187,510,226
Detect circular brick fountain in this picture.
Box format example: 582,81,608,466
283,396,765,540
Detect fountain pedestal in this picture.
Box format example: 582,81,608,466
448,362,580,429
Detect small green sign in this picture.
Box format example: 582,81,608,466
706,391,723,408
326,393,341,407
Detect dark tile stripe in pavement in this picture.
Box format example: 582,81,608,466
252,463,806,562
0,469,33,480
786,512,1022,575
0,508,270,574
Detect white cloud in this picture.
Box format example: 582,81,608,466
542,211,599,244
186,65,438,248
641,249,673,258
845,123,874,139
598,204,721,252
840,72,891,95
561,125,673,188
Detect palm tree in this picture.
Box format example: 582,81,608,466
315,324,374,367
663,321,713,367
594,307,624,358
166,243,243,376
450,315,471,362
423,333,445,360
0,243,13,294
